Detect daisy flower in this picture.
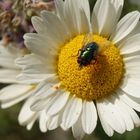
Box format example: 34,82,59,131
0,42,43,130
16,0,140,139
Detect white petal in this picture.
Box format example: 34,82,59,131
111,0,124,9
24,33,57,60
97,101,114,136
22,63,54,75
117,94,140,127
0,84,33,100
55,0,90,36
0,56,17,69
48,115,60,130
126,67,140,78
0,84,33,108
41,11,69,44
61,96,82,130
31,94,56,111
97,99,125,134
55,0,64,19
124,56,140,68
119,34,140,56
110,94,134,131
64,0,79,36
130,111,140,127
105,97,126,132
92,0,117,37
0,69,19,83
128,22,140,38
16,54,57,84
78,0,90,33
26,115,39,130
110,0,124,22
39,110,49,133
80,0,90,21
72,117,85,140
1,93,31,109
79,8,90,34
1,88,33,109
17,73,56,84
31,77,59,99
31,16,46,34
125,57,140,78
30,83,61,112
18,98,36,125
63,0,79,36
44,91,68,113
46,91,69,116
99,117,114,136
81,101,97,134
110,11,140,43
15,54,44,68
116,103,134,131
63,0,90,36
120,76,140,98
118,22,140,44
0,45,18,69
118,89,140,112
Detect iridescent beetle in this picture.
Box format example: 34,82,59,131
77,33,109,68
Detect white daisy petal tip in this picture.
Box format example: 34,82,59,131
31,16,43,32
47,115,60,131
111,11,140,43
82,101,97,134
72,117,85,140
46,91,70,116
61,97,82,130
39,110,49,133
30,98,44,112
23,33,30,40
26,115,38,131
60,124,69,131
18,99,36,126
40,10,53,18
0,84,33,108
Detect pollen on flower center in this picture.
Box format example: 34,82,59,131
57,35,125,101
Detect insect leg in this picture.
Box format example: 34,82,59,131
77,49,82,56
71,49,82,57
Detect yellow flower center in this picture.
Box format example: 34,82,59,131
57,35,125,101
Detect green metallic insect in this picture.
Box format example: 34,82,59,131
77,33,109,68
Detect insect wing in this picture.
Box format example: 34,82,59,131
98,40,111,54
82,33,111,54
82,33,93,50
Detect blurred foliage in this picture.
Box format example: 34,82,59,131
89,0,140,15
0,0,140,140
123,0,140,16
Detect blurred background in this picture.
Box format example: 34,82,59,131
0,0,140,140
